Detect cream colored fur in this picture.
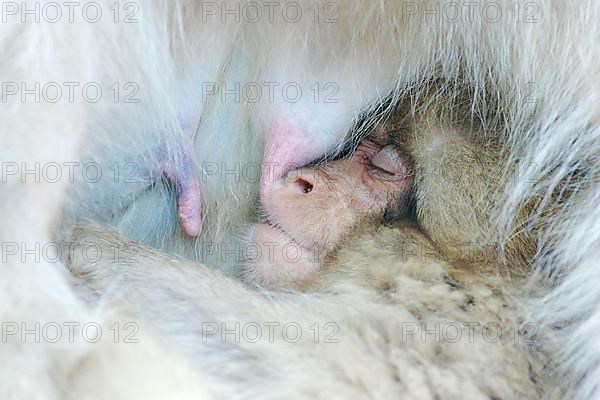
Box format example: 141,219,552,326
1,1,599,398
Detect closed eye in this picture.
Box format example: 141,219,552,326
363,153,396,176
362,155,395,181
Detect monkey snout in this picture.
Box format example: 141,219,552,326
273,168,318,195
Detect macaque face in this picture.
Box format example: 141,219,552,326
265,141,414,246
244,140,414,289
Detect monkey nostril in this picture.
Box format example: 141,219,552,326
296,178,314,194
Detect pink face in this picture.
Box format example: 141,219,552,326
244,141,414,289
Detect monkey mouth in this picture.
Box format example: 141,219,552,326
264,217,296,242
262,216,314,255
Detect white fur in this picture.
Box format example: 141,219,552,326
69,223,544,399
2,0,599,398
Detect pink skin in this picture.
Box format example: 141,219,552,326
172,113,335,237
260,116,339,207
165,113,332,238
245,140,414,289
160,120,202,237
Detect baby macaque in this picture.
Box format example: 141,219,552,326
243,138,415,289
243,89,537,291
66,89,548,399
67,101,547,397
